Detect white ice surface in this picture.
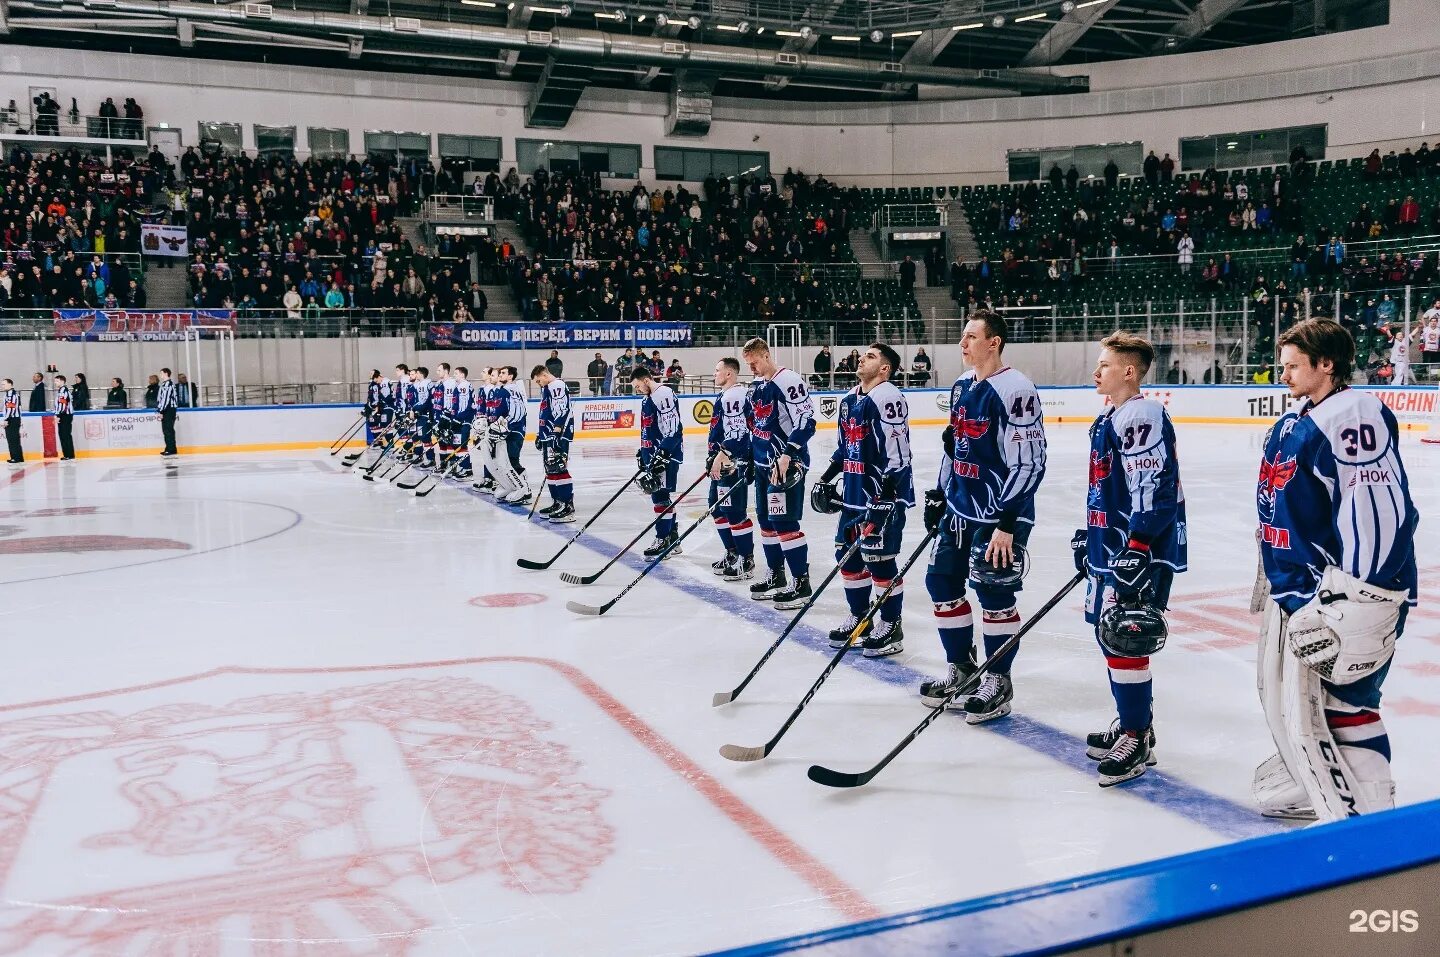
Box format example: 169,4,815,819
0,423,1435,956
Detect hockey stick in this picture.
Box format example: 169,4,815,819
805,570,1085,789
718,529,937,763
329,415,367,455
397,435,460,491
712,530,869,707
344,420,398,468
359,426,405,481
408,444,467,495
558,469,708,586
517,466,646,570
565,476,740,617
525,444,549,519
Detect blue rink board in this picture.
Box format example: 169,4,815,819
707,800,1440,957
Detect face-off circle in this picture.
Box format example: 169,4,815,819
469,593,548,608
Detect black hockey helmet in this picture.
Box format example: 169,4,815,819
809,481,842,515
770,457,807,491
1099,602,1168,658
968,536,1029,590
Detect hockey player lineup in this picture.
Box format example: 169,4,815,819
0,314,1433,955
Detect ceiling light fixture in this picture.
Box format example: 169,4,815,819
687,15,701,29
892,29,922,38
776,29,803,37
527,4,568,14
1014,12,1047,22
755,25,764,34
594,10,622,20
1061,0,1076,12
831,34,860,41
799,25,812,38
869,29,884,42
991,14,1006,27
460,0,498,7
655,12,667,26
1076,0,1108,7
951,22,983,31
717,23,741,31
736,20,750,33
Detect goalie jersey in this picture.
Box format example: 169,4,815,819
940,368,1047,531
1258,388,1418,612
1083,394,1187,573
831,381,915,511
747,368,816,468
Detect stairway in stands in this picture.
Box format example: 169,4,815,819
144,261,192,308
945,198,981,264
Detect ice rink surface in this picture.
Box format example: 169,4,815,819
0,422,1435,956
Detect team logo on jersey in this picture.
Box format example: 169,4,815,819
1256,451,1298,522
1089,451,1112,486
751,398,774,424
840,416,869,455
949,406,989,458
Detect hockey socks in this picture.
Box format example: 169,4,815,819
779,531,808,579
981,606,1022,675
654,500,676,538
1103,644,1152,732
716,520,735,553
842,568,871,617
547,470,574,504
933,598,975,663
730,519,755,559
760,529,783,572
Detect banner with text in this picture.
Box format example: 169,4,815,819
425,322,693,350
53,309,237,342
140,223,189,258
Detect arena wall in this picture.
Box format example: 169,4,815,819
20,385,1434,459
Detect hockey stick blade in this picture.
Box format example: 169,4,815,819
559,569,603,586
564,599,609,616
516,558,554,571
805,571,1084,789
711,691,736,707
718,742,770,762
515,469,646,571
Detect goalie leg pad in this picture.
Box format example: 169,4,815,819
1280,641,1395,821
1256,601,1312,816
1287,566,1404,684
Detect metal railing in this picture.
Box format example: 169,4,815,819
422,194,496,222
878,204,948,229
0,108,146,142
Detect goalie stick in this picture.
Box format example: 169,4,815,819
565,477,741,617
718,529,937,763
711,530,869,707
558,469,708,586
805,570,1084,789
517,466,646,570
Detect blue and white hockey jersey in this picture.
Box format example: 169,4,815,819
832,380,915,510
365,379,392,414
747,368,816,468
410,378,432,416
708,384,752,463
505,382,529,434
639,384,684,464
451,378,473,422
940,367,1047,530
1084,394,1187,572
537,379,573,445
1258,388,1418,611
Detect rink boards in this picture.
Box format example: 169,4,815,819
13,383,1438,459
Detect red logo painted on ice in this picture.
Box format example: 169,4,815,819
0,676,614,954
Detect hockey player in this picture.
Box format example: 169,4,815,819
811,343,915,658
471,369,498,493
1071,332,1187,787
707,357,755,581
1378,322,1419,386
483,367,531,504
631,365,685,558
742,337,817,609
450,366,474,479
407,366,433,465
1254,318,1417,822
364,369,393,439
429,362,455,471
498,367,531,495
919,312,1047,715
531,365,575,522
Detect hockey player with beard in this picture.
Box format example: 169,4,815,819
531,365,575,522
1253,318,1418,822
810,343,915,658
919,311,1047,719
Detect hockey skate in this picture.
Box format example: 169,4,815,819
827,614,873,649
643,533,681,560
919,657,977,708
1097,727,1155,786
722,554,755,581
749,568,788,601
772,574,812,610
961,673,1013,724
1085,719,1157,762
860,618,903,658
712,550,737,576
547,502,576,523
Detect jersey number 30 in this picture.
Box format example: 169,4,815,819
1340,424,1377,456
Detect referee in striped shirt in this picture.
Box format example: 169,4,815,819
156,368,178,457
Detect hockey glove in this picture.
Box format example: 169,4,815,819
941,423,956,459
860,499,894,543
1071,529,1088,574
488,421,509,440
544,448,568,475
924,489,947,536
1110,540,1153,601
